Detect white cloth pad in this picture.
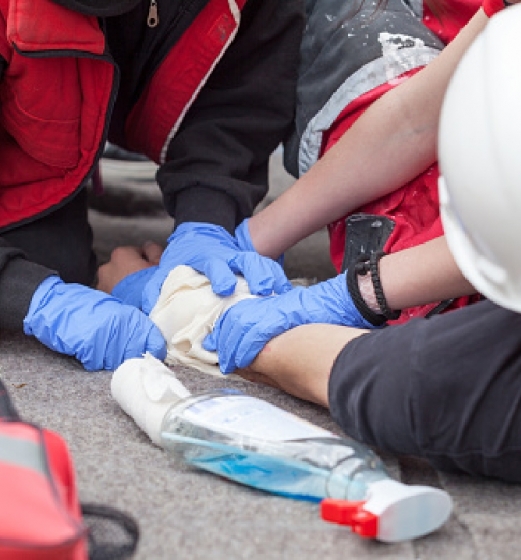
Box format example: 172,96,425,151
149,265,257,376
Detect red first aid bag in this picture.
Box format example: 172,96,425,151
0,380,88,559
0,379,139,560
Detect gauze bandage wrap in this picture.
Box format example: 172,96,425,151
111,353,191,446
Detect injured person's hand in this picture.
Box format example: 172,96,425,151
98,243,164,308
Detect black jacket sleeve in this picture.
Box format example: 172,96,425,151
157,0,305,234
0,240,55,330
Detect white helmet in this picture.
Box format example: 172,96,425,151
438,5,521,312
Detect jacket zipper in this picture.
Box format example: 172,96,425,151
148,0,159,27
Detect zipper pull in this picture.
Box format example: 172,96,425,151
147,0,159,27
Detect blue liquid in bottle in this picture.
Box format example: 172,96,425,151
161,389,390,502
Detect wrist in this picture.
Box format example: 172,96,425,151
235,219,255,252
346,252,401,326
30,275,63,305
235,219,285,266
169,222,228,242
357,271,381,314
174,187,237,235
23,276,64,335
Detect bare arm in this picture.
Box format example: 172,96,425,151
239,324,368,407
248,9,489,259
377,237,476,312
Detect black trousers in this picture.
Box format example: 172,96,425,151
329,299,521,482
1,189,97,286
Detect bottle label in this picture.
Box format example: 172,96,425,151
183,395,335,441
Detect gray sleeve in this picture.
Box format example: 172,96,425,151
285,0,445,177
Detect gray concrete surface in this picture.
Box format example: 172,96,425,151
2,151,519,559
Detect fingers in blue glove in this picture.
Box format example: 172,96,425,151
141,265,166,315
117,312,167,367
202,314,242,374
24,277,167,371
112,266,158,308
201,258,238,297
145,328,167,361
234,220,291,295
202,310,238,373
229,252,292,296
203,297,277,373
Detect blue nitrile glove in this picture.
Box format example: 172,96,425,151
142,222,292,314
203,272,375,374
112,266,158,308
23,276,167,371
235,218,285,267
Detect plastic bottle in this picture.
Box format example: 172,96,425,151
160,389,452,542
111,355,452,543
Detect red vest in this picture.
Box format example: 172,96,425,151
0,0,246,228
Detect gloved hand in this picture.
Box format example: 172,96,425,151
203,272,376,374
142,222,291,314
235,218,284,267
112,266,158,308
23,276,167,371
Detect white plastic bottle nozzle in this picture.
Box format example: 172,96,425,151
321,479,452,542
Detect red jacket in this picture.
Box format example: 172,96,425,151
0,0,304,333
0,0,302,229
